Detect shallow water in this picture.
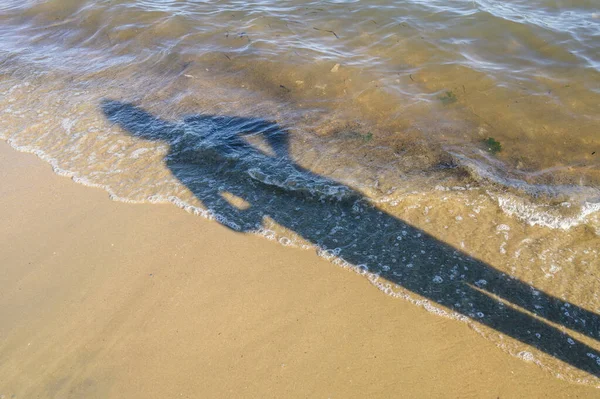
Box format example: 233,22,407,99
1,0,600,386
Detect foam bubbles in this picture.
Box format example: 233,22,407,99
517,351,536,362
497,195,600,231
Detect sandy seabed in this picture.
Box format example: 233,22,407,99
0,141,597,398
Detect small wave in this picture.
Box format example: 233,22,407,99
450,149,600,201
496,195,600,231
449,149,600,230
247,166,355,201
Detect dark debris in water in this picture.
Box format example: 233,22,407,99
313,27,339,39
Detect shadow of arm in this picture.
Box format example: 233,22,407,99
101,100,180,142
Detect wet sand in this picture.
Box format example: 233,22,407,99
0,141,597,398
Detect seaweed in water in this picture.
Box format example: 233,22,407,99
439,90,457,105
483,137,502,154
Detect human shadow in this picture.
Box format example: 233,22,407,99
101,99,600,377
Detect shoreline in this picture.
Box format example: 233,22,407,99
1,140,598,398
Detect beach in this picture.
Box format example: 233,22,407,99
2,0,600,395
1,143,598,398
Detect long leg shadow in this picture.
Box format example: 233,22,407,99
102,99,600,377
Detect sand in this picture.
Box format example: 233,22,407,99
0,141,597,398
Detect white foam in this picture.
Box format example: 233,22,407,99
497,195,600,231
517,351,536,362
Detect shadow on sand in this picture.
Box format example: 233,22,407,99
101,99,600,377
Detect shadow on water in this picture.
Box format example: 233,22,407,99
101,99,600,377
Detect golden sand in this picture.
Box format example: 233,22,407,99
0,141,597,398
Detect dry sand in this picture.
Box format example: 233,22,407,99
0,141,597,398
